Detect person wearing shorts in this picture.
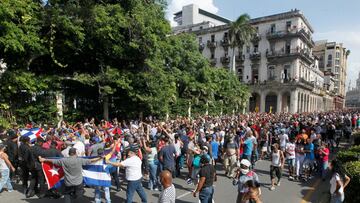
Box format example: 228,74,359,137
285,138,296,180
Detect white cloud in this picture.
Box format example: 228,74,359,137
314,31,360,89
166,0,219,26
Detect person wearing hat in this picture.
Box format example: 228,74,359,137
106,146,147,203
233,159,259,203
0,143,15,193
193,154,217,203
39,148,103,203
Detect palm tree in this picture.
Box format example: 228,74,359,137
229,14,256,73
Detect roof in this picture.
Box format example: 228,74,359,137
173,8,231,24
250,10,314,33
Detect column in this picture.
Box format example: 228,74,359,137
277,93,282,113
302,94,306,113
290,90,298,113
260,92,266,113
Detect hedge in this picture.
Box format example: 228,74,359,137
353,132,360,146
344,161,360,203
337,150,359,163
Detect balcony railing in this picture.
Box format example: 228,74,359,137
251,33,261,42
207,40,217,49
220,56,230,64
266,48,314,65
199,42,205,51
236,54,245,63
266,28,315,47
250,52,261,60
209,58,217,66
220,38,230,47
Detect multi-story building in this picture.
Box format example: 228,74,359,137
172,4,338,113
346,72,360,108
313,40,350,109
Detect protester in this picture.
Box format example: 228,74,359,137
107,146,147,203
269,143,285,191
233,159,259,203
39,148,103,203
193,154,217,203
158,170,176,203
329,160,351,203
0,144,15,193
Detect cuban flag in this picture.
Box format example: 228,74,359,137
108,127,122,136
42,157,113,189
20,128,43,143
42,161,65,189
83,159,112,187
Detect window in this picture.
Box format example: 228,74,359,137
255,27,259,32
268,66,275,80
327,54,333,67
335,59,340,66
283,65,291,80
211,50,215,59
238,68,243,82
285,42,291,53
336,52,340,58
254,44,259,53
270,24,276,33
246,46,250,53
199,37,202,43
286,21,292,31
224,32,228,38
199,26,203,30
335,67,339,73
211,35,215,42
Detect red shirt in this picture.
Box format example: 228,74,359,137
321,148,329,162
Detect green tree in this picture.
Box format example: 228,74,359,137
229,14,256,73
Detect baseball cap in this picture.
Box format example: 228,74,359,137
240,159,251,168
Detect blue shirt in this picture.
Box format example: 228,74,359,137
305,143,315,160
211,141,219,159
243,138,253,156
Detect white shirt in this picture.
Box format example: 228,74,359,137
121,156,142,181
279,134,289,147
285,142,296,159
330,173,344,201
73,141,85,156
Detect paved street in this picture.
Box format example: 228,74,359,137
0,159,330,203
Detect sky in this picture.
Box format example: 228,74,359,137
166,0,360,89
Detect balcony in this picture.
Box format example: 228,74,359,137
250,52,261,61
266,28,315,47
266,48,315,65
247,78,315,91
207,40,217,49
236,54,245,63
199,42,205,51
251,33,261,43
220,56,230,64
209,58,217,66
220,38,230,47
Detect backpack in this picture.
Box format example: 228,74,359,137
193,155,201,168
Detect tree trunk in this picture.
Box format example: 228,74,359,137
231,47,236,73
103,95,109,120
55,91,64,124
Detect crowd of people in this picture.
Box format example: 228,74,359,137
0,110,358,203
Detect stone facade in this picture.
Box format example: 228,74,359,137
313,40,350,109
346,72,360,108
172,4,340,113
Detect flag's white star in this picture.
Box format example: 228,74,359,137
49,166,59,176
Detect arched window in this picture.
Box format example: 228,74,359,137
327,54,333,67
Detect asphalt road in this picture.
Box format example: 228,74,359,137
0,159,330,203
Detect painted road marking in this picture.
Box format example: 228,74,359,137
300,179,322,203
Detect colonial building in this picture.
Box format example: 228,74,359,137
313,40,350,109
172,4,341,113
346,72,360,108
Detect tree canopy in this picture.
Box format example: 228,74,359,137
0,0,250,126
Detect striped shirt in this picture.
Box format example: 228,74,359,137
158,184,176,203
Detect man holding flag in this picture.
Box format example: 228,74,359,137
39,148,103,203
